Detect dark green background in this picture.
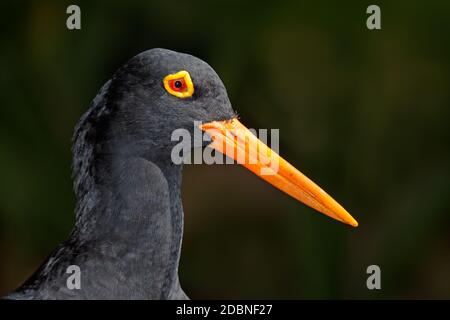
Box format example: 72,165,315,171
0,0,449,298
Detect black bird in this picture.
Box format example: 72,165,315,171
6,48,357,300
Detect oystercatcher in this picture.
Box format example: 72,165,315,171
6,48,357,299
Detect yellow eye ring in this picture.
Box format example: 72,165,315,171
163,70,194,98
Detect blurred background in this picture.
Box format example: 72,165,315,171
1,0,449,299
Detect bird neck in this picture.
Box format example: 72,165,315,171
72,153,185,297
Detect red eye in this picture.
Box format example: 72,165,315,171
169,78,187,92
163,70,194,98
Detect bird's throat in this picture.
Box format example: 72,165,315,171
72,155,185,298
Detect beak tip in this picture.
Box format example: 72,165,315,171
349,219,359,228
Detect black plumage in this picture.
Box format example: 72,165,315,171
6,48,236,299
5,46,359,300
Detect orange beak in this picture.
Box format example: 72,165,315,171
199,118,358,227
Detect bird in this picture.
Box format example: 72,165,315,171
5,48,357,300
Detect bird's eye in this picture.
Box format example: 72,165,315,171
163,70,194,98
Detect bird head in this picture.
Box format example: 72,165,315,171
98,48,358,227
103,48,234,149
